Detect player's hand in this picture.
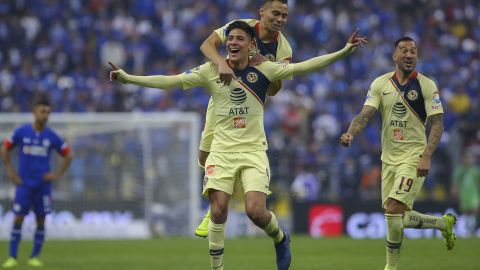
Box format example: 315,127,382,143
218,62,235,85
108,61,128,83
340,133,354,147
416,154,431,177
43,172,61,182
249,53,267,66
347,29,368,49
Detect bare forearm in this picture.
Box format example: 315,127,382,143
1,147,16,174
266,80,282,96
57,154,73,176
347,106,377,136
422,114,444,157
200,33,225,66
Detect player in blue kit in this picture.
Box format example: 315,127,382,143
1,99,73,268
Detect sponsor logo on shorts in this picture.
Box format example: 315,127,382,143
395,191,405,195
206,165,216,175
233,117,246,128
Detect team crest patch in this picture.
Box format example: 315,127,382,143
265,54,275,61
233,117,246,128
206,165,216,175
246,72,258,83
42,139,50,147
407,89,418,101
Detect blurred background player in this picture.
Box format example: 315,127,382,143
109,20,366,270
0,99,73,268
195,0,292,238
452,152,480,236
340,37,456,270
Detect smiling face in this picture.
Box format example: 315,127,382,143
393,40,418,74
259,0,288,33
226,28,255,64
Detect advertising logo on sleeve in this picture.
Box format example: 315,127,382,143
431,91,442,110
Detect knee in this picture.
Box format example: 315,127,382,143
385,198,406,215
210,204,228,223
245,205,266,224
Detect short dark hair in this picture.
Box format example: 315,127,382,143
394,36,417,49
225,21,255,40
264,0,288,5
33,98,51,107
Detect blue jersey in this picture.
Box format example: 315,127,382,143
4,124,69,187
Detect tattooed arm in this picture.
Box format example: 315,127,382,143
340,105,377,147
417,113,444,177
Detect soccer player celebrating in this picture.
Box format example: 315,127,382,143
1,99,73,268
110,21,366,270
196,0,292,238
339,37,456,270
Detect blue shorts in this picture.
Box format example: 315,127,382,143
13,184,52,216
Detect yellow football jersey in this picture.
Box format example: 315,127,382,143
181,60,301,152
364,71,444,165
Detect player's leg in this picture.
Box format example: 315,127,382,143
2,186,30,268
392,163,456,250
27,185,51,267
195,150,211,237
202,151,235,270
241,152,290,270
195,98,215,237
208,190,229,270
381,163,404,270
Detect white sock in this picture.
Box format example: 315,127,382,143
402,210,446,230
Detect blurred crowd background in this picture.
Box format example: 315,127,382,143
0,0,479,211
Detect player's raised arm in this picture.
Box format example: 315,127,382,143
290,29,367,77
200,31,235,85
340,105,377,147
108,61,184,89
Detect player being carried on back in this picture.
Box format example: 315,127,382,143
195,0,292,238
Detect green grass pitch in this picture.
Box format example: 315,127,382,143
2,236,479,269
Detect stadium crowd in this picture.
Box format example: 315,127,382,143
0,0,479,204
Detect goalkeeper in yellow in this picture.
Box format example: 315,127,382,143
110,21,366,270
340,37,456,270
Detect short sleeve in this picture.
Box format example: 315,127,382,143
3,127,22,150
50,131,70,156
422,78,444,117
364,80,382,109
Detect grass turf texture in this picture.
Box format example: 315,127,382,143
1,236,479,270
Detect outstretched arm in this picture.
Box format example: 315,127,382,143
200,31,235,85
291,29,367,77
417,113,444,177
109,62,183,89
340,105,377,147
